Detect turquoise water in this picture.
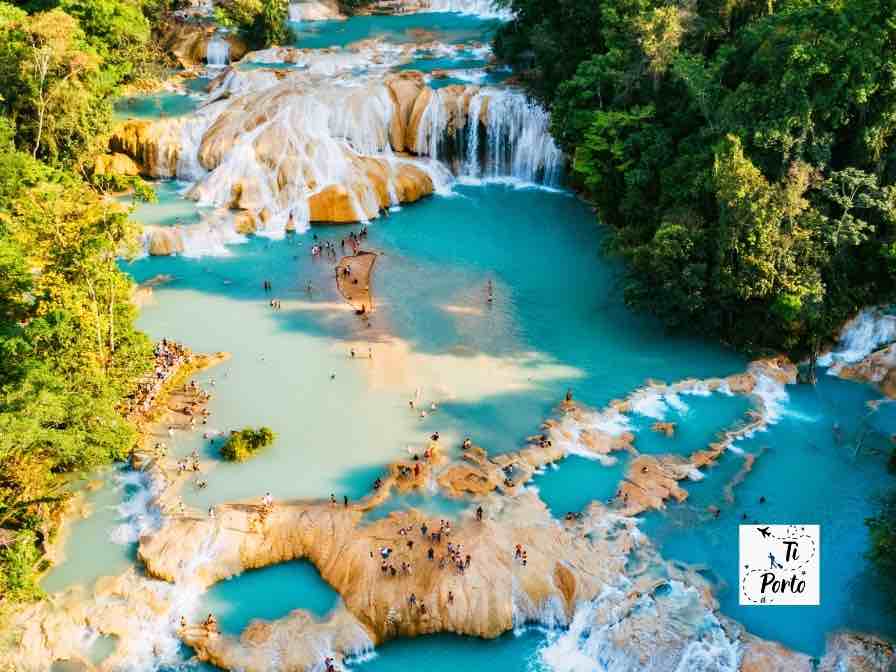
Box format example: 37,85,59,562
49,177,896,661
289,14,499,49
41,467,136,593
357,629,547,671
41,10,896,669
397,54,487,72
532,455,629,516
114,91,200,121
642,375,896,655
199,561,340,635
627,392,753,455
128,181,211,227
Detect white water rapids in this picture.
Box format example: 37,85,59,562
135,46,565,256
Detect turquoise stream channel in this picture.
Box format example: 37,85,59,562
42,11,896,671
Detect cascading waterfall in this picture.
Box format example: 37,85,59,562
818,307,896,370
415,87,564,186
288,2,303,23
465,89,563,186
185,81,451,241
536,582,741,672
206,36,230,67
425,0,513,19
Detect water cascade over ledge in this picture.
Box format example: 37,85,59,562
206,36,230,68
110,61,565,256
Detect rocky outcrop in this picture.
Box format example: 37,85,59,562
92,152,140,177
838,343,896,398
182,607,372,671
386,71,427,152
144,226,185,256
110,119,182,177
157,22,247,68
139,491,639,645
288,0,344,21
817,631,896,671
233,210,257,235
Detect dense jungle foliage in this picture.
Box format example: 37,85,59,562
0,0,173,603
495,0,896,592
213,0,290,48
496,0,896,359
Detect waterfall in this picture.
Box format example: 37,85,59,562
536,582,741,672
467,89,563,186
185,80,452,237
288,2,303,23
206,36,230,68
415,87,564,187
818,307,896,370
425,0,513,19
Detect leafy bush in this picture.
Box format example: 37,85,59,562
214,0,289,49
220,426,275,462
0,532,44,602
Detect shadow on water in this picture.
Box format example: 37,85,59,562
125,182,747,411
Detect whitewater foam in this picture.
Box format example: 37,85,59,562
819,307,896,371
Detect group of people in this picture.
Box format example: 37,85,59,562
124,339,189,419
180,382,211,427
310,227,368,261
514,544,529,567
176,448,201,474
311,241,338,259
337,227,368,255
375,518,474,607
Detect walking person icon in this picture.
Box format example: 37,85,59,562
768,552,783,570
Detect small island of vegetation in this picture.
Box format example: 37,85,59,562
220,426,276,462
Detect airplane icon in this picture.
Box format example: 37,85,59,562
757,526,772,539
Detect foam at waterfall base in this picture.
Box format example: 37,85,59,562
534,582,740,672
415,86,564,186
425,0,513,19
819,306,896,371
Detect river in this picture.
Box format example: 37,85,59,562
37,4,896,671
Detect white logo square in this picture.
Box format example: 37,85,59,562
739,524,819,606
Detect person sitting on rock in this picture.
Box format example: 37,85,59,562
462,437,472,450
